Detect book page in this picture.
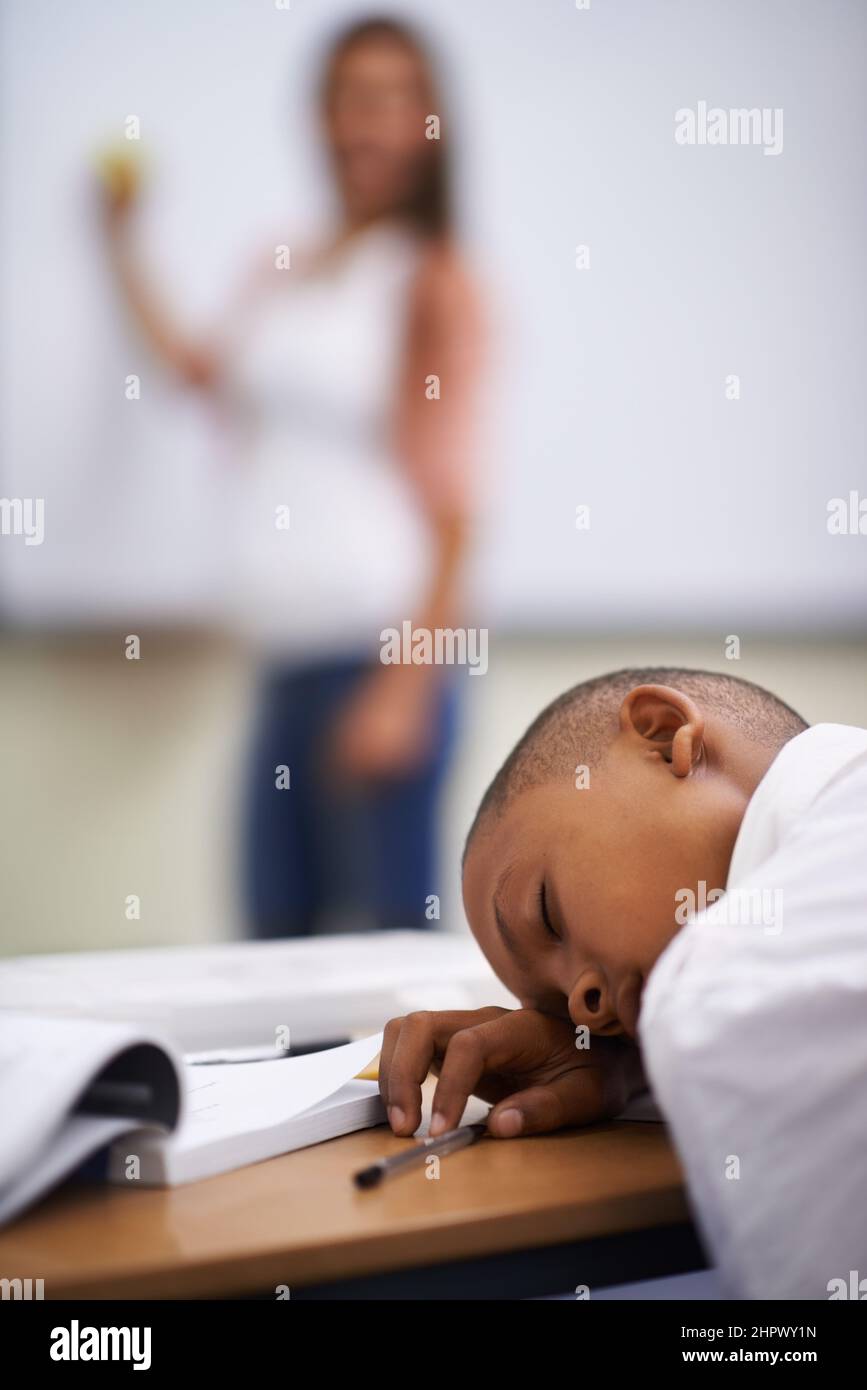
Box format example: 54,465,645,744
165,1032,383,1152
0,1012,182,1187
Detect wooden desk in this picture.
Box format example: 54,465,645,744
0,1120,692,1299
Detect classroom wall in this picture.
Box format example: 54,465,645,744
2,0,865,632
2,632,865,958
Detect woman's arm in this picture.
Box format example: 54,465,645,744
330,241,485,782
101,172,220,389
394,241,485,640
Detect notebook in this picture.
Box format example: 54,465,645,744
0,1012,384,1226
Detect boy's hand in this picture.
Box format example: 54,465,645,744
379,1006,645,1139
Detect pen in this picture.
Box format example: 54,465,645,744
185,1038,351,1065
185,1046,291,1066
353,1121,488,1189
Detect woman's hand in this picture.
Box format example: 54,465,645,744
329,666,438,782
379,1006,646,1138
98,153,141,234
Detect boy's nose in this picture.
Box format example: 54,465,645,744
567,969,623,1035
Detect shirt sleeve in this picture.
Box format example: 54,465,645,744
638,758,867,1298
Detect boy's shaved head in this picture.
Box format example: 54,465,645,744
467,667,807,856
464,667,811,1039
462,666,808,1040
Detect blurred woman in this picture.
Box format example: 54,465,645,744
102,17,484,936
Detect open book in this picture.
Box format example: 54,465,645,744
0,1013,384,1227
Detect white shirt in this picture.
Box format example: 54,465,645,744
225,223,431,659
639,723,867,1299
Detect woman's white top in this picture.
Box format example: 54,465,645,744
225,222,431,660
640,723,867,1299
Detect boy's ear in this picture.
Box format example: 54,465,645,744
618,684,705,778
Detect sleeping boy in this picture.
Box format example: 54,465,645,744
378,667,867,1298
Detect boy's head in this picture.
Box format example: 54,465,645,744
462,667,807,1040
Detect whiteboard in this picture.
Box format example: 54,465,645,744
1,0,865,632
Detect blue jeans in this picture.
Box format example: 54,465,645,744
244,659,460,937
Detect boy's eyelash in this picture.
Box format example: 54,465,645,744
537,882,560,941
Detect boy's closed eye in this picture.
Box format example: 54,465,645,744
537,881,562,942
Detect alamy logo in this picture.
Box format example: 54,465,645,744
675,881,783,935
675,101,783,156
0,497,44,546
380,621,488,675
50,1320,152,1371
827,1270,867,1299
827,491,867,535
0,1276,44,1299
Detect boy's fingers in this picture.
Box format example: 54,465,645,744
378,1017,402,1110
429,1014,524,1133
487,1070,608,1138
429,1008,575,1133
382,1014,434,1135
383,1008,509,1136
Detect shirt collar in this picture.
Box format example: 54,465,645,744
727,723,867,886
